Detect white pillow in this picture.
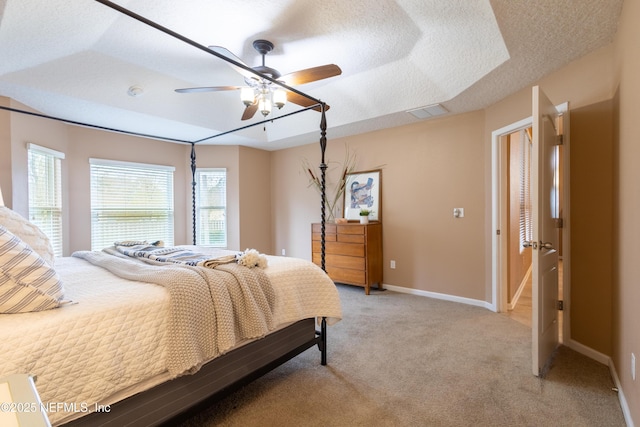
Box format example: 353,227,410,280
0,225,67,313
0,206,55,266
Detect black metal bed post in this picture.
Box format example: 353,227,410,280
319,106,328,272
319,104,328,366
190,143,197,245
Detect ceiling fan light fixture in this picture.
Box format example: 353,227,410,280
240,87,255,106
177,39,340,121
258,94,271,117
273,88,287,109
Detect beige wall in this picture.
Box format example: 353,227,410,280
273,111,488,300
613,0,640,420
238,146,271,253
568,101,614,355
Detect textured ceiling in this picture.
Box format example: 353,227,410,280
0,0,623,150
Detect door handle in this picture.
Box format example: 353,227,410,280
540,241,554,250
523,241,537,249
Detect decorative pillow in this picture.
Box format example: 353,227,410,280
0,206,55,267
0,225,67,313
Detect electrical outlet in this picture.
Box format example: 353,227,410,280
281,249,286,256
390,260,396,269
632,353,636,381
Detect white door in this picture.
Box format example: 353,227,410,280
531,86,560,376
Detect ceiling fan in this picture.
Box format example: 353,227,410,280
175,39,342,121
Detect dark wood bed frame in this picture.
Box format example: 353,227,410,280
64,318,326,426
59,2,334,425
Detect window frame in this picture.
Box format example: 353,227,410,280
89,158,175,250
27,143,65,257
195,168,227,248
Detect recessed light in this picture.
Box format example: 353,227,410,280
127,86,144,97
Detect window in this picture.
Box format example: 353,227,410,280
195,168,227,247
519,128,533,251
90,159,174,250
27,143,64,256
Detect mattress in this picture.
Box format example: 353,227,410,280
0,250,341,425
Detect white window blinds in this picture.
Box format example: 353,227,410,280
195,168,227,247
519,129,533,250
90,159,175,250
27,143,64,256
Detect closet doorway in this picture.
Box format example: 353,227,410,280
491,105,569,348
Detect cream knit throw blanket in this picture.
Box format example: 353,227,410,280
72,249,276,377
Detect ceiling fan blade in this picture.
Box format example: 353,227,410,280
175,86,242,93
281,64,342,86
241,102,259,121
209,45,255,79
287,91,330,112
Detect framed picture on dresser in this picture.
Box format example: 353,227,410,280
343,169,381,221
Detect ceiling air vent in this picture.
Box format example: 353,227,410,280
406,103,448,120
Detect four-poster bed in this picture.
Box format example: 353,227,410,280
0,1,338,425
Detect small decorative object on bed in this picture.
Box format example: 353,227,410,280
344,169,382,222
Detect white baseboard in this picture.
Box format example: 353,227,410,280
382,283,494,311
607,355,635,427
565,338,609,365
508,265,532,310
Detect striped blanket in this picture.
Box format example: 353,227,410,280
111,242,239,268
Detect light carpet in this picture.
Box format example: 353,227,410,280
178,284,625,426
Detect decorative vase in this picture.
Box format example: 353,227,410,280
360,215,369,224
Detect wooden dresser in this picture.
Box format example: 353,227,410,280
311,222,383,295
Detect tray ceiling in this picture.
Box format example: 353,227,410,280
0,0,623,150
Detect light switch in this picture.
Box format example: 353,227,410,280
453,208,464,218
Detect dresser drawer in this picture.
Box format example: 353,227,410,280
312,223,336,234
313,253,365,271
337,234,364,243
326,266,366,285
312,232,336,242
313,241,364,257
337,224,365,235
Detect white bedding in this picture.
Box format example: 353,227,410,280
0,250,341,425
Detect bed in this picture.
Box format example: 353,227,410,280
0,214,341,426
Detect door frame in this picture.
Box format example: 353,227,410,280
490,103,570,344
